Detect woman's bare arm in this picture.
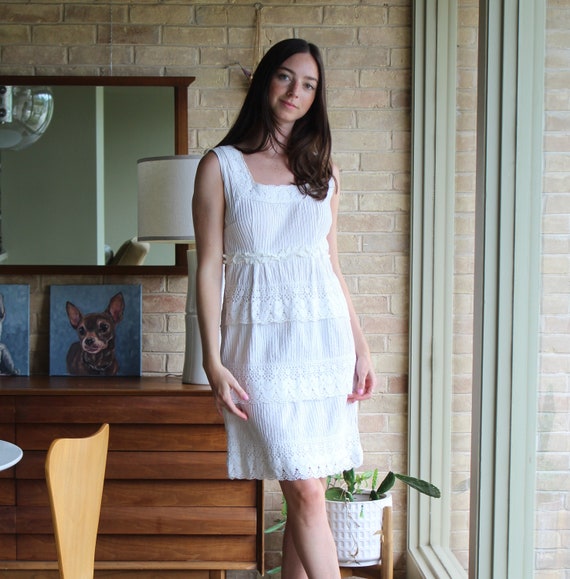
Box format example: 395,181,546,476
193,152,249,419
326,165,376,402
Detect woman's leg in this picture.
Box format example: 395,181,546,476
279,478,341,579
281,518,308,579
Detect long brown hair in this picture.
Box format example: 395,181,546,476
217,38,333,200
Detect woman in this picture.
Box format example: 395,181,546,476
193,38,376,579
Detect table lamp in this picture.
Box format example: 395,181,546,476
137,155,208,385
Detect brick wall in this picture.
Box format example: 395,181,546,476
0,1,412,576
537,1,570,576
451,0,478,569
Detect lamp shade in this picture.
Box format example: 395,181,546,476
137,155,201,242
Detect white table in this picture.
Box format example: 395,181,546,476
0,440,23,471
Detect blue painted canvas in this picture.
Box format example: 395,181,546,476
0,284,30,376
49,284,142,377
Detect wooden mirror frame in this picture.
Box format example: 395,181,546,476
0,75,195,276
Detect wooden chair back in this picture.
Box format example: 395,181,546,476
45,423,109,579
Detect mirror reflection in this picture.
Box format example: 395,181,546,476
0,83,179,266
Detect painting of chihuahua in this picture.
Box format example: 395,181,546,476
66,292,125,376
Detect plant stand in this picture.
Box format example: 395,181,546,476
338,506,393,579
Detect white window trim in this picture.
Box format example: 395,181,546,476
408,1,545,578
408,1,465,577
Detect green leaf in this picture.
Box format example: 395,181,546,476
264,519,286,534
325,487,349,501
371,468,379,490
394,473,441,498
343,468,356,494
377,471,396,495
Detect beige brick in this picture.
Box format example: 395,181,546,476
333,129,391,151
328,109,357,129
2,44,66,65
328,88,391,109
166,353,184,374
33,24,96,45
361,69,410,89
98,24,160,46
0,24,30,43
299,26,356,47
324,5,388,27
390,47,411,67
143,332,185,353
130,5,193,26
142,294,186,314
142,314,166,334
0,3,61,24
142,353,167,374
357,110,410,131
163,26,226,47
64,4,125,24
363,233,409,253
361,150,410,172
69,46,112,67
167,314,186,334
262,6,323,26
135,45,199,67
359,26,411,48
200,46,253,68
359,192,409,212
187,107,226,129
327,46,390,68
341,171,393,192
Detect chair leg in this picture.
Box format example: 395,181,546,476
381,506,393,579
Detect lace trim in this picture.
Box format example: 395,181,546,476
228,440,364,481
224,356,356,403
225,401,364,480
223,245,329,265
222,275,349,325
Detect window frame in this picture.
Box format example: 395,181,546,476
408,1,545,577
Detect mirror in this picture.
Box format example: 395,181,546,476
0,76,194,275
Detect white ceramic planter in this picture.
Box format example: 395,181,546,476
326,492,392,567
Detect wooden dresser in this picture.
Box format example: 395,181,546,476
0,376,264,578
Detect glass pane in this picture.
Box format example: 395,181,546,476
451,0,479,570
536,1,570,576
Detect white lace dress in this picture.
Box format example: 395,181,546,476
214,145,363,481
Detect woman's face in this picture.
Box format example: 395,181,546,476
268,52,319,129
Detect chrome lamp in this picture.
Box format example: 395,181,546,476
0,85,54,150
137,155,208,385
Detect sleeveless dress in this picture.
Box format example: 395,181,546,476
214,145,363,481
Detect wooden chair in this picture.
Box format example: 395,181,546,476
339,506,393,579
45,423,110,579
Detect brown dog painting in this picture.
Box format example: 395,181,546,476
65,292,125,376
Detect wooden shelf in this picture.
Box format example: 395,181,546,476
0,376,264,577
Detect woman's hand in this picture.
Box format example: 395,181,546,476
347,354,376,403
206,363,250,421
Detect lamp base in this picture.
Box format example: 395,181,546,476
182,248,209,385
182,313,209,385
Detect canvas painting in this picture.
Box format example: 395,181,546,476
49,284,142,377
0,284,30,376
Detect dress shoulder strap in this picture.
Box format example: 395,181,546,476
212,146,250,206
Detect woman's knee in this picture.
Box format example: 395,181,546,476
280,479,326,515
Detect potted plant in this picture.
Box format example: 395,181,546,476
324,468,441,567
265,468,441,572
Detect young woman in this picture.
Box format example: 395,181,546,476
193,38,376,579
